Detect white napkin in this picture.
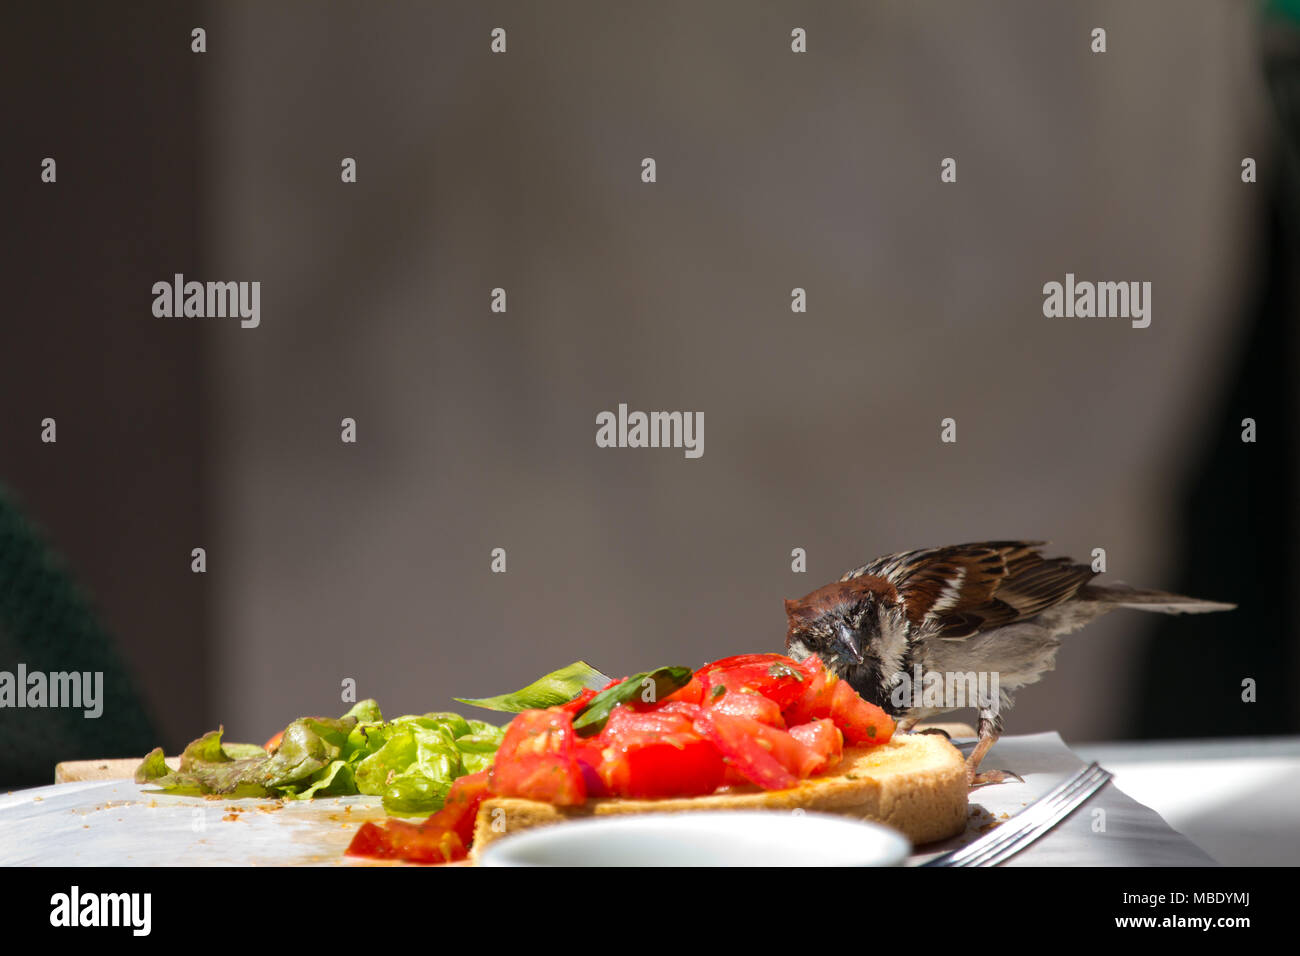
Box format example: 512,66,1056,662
909,732,1219,866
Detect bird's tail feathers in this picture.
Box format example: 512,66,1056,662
1080,583,1236,614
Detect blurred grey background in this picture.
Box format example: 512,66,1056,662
3,1,1297,782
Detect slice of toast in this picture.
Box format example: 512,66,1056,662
471,733,968,860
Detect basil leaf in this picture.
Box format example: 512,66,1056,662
455,661,611,713
572,666,693,736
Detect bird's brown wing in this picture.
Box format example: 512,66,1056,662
842,541,1096,639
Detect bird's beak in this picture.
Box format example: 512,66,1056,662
835,622,865,664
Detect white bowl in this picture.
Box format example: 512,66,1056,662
476,811,911,867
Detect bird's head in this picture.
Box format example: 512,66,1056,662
783,579,889,676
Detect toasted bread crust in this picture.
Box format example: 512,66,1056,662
471,733,967,860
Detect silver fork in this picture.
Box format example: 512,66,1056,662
920,762,1113,867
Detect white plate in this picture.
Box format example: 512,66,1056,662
477,811,911,867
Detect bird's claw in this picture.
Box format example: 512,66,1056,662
915,727,952,740
967,767,1024,789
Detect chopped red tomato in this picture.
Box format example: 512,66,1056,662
662,673,706,705
598,705,726,798
344,769,491,864
573,739,611,798
489,708,587,805
692,711,799,791
559,687,598,715
346,820,395,859
346,818,466,864
603,735,725,798
698,654,810,709
490,752,586,805
657,700,706,720
699,654,793,671
750,721,823,778
603,704,696,740
788,718,844,774
427,770,491,846
496,708,577,760
708,687,786,727
829,680,895,746
782,656,839,724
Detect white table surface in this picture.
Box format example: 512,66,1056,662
1073,736,1300,867
3,732,1283,866
919,732,1219,866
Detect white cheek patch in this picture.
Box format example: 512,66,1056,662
873,604,911,677
786,637,813,661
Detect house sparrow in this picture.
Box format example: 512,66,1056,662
783,541,1234,787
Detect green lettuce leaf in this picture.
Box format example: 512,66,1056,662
134,698,503,813
291,759,357,800
351,713,478,814
258,717,354,787
456,724,505,775
342,699,383,723
133,726,283,797
135,747,171,782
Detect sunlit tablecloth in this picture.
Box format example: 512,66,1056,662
912,732,1221,866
